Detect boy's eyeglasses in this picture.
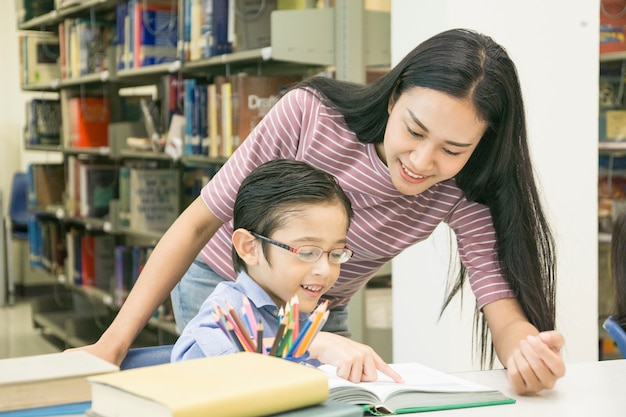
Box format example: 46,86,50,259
249,232,353,264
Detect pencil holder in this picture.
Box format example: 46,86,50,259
283,351,310,364
265,348,310,364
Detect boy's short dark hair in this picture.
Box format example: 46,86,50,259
231,159,353,272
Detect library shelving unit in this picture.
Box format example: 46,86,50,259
16,0,390,349
598,50,626,360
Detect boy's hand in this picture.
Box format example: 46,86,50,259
309,332,404,383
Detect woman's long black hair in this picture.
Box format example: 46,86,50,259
297,28,557,368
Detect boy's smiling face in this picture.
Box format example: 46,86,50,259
246,201,350,313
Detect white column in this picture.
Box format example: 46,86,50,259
391,0,599,370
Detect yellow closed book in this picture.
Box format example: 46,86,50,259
87,352,329,417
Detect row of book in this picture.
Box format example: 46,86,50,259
15,0,55,24
27,163,65,210
15,0,87,25
58,15,115,79
18,0,323,87
183,0,319,61
25,98,62,146
26,214,155,308
65,230,154,306
181,73,300,157
115,0,179,71
25,72,300,159
66,157,118,219
18,31,60,86
28,159,216,225
26,92,137,149
28,216,65,276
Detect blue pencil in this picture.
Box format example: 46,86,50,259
285,315,313,358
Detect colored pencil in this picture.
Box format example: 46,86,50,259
220,304,255,352
226,301,257,352
297,310,329,356
291,295,299,344
285,314,313,358
295,301,328,356
277,306,284,324
241,305,253,336
269,316,287,357
224,320,246,352
276,323,294,358
256,321,264,354
242,295,257,332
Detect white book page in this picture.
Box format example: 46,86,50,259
319,362,495,402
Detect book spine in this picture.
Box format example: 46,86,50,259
94,235,116,292
221,81,232,157
210,0,232,57
183,77,196,155
81,234,95,287
135,1,178,67
114,245,127,305
199,0,213,59
115,1,127,70
199,83,209,155
28,217,44,270
207,83,219,158
73,230,82,285
58,21,66,79
119,166,131,227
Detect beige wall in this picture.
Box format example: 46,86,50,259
0,2,24,216
1,4,62,217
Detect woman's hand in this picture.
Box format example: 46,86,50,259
484,298,566,395
505,330,566,394
308,332,404,384
64,340,128,367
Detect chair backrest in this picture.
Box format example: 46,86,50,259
603,315,626,357
120,345,174,370
8,172,32,235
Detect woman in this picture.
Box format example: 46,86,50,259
75,28,565,394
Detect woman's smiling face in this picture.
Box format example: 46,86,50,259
377,86,487,196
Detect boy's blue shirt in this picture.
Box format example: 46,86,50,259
171,271,308,361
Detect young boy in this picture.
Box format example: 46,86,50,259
171,159,402,383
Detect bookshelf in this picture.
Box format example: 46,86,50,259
599,18,626,358
17,0,390,349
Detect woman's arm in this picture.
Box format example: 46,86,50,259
68,197,223,365
483,298,565,394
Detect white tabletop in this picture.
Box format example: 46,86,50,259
404,359,626,416
51,359,626,417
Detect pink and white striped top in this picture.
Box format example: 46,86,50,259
200,88,515,310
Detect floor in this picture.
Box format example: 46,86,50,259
0,300,62,359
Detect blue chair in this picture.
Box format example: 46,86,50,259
603,315,626,357
8,172,32,239
120,344,174,370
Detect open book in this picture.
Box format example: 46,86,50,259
319,362,515,415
